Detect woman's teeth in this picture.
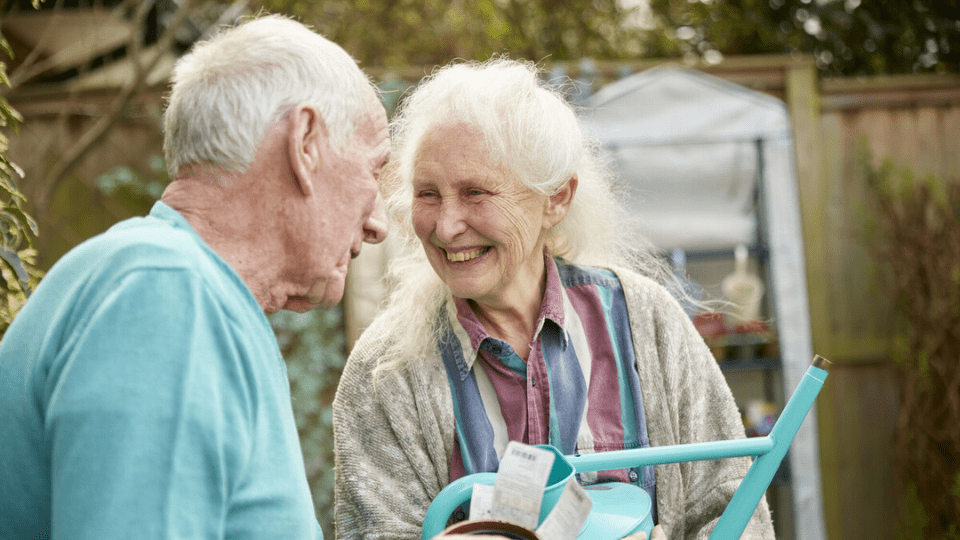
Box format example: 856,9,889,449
445,248,485,262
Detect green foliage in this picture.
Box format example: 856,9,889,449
270,308,347,539
247,0,960,77
95,156,169,201
0,30,42,338
898,483,930,540
860,145,960,538
253,0,645,67
646,0,960,76
897,484,960,540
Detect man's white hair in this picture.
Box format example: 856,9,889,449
163,14,374,178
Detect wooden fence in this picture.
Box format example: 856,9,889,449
802,69,960,540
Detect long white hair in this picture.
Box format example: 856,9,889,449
163,14,374,178
373,57,667,374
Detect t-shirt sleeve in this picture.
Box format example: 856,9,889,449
44,268,252,540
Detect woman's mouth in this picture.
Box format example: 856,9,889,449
444,247,488,262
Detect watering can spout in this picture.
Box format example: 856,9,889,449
812,354,832,371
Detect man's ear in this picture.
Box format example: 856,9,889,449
288,104,328,197
544,174,578,228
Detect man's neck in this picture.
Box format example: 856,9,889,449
161,170,287,312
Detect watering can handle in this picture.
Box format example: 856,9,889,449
706,355,831,540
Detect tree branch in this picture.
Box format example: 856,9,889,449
34,0,196,212
4,0,66,91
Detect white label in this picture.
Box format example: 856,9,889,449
469,483,494,520
489,442,556,529
535,478,593,540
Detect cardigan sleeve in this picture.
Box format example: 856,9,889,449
333,318,455,540
617,268,775,540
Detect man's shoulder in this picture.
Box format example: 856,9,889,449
31,214,249,328
88,214,206,271
3,213,272,380
46,212,236,298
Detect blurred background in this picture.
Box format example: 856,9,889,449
1,1,958,539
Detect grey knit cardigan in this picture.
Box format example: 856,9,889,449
333,266,775,540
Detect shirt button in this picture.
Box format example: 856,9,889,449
628,469,639,482
530,377,536,387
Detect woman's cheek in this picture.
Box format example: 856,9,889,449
411,205,432,239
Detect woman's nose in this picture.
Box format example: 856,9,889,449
434,199,468,241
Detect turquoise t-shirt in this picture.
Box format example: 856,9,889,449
0,202,322,540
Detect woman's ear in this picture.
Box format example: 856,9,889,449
288,104,328,197
543,174,578,228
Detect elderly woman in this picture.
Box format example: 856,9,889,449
332,58,774,540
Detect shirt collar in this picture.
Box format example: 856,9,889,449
148,200,195,234
447,252,569,371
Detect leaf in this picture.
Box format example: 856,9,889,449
2,206,38,237
0,182,27,204
0,251,26,292
0,184,19,203
0,34,12,61
0,96,24,128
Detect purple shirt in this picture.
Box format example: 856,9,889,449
438,255,656,504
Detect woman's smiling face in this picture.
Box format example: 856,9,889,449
411,123,552,308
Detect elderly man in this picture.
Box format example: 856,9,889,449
0,15,388,540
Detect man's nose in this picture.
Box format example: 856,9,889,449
363,194,389,244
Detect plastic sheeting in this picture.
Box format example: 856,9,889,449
581,67,826,540
601,140,759,251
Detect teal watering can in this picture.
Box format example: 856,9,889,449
422,355,831,540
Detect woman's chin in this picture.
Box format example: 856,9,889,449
444,278,496,304
434,259,503,303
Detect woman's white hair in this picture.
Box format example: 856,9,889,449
373,57,669,375
163,14,374,178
